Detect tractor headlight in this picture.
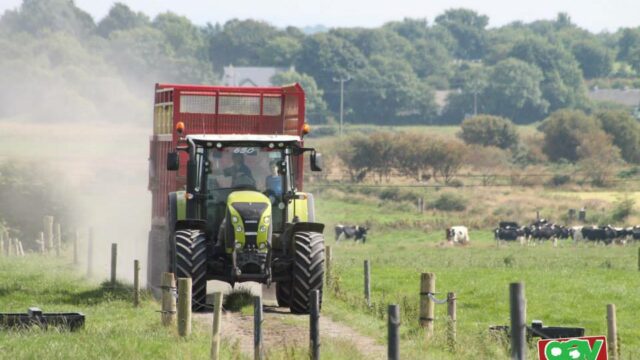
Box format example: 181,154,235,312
235,242,243,249
259,242,267,250
236,225,242,232
263,216,270,225
232,216,238,224
259,225,267,232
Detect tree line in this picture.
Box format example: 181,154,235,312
336,109,640,187
3,1,640,125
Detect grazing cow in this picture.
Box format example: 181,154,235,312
446,226,470,245
571,226,584,242
581,226,617,244
335,225,368,243
631,226,640,241
495,222,525,242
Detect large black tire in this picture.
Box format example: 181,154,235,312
275,282,291,308
290,231,325,314
175,229,208,312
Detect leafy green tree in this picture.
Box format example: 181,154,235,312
0,0,95,37
270,70,329,123
571,40,613,78
97,3,148,38
595,110,640,164
348,56,436,123
383,18,429,42
435,8,489,60
458,115,519,149
153,12,206,59
207,19,279,67
508,37,586,111
538,109,601,162
259,36,302,66
617,27,640,62
295,33,368,113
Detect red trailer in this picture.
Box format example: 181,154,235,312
147,83,318,303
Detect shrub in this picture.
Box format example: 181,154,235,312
610,198,635,222
458,115,519,149
546,174,571,186
538,109,601,162
430,192,467,211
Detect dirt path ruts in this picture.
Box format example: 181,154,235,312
194,281,385,359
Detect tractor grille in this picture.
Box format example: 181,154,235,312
232,202,267,249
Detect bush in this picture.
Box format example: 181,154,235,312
430,192,467,211
538,109,601,162
611,198,635,222
546,174,571,186
458,115,519,149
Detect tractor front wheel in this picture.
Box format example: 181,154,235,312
175,229,208,312
289,231,325,314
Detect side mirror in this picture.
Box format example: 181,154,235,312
167,152,179,171
310,151,323,172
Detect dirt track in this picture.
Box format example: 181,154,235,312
194,281,385,359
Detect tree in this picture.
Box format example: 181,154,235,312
538,110,601,162
571,40,613,78
96,3,148,38
259,36,302,66
295,33,368,113
153,12,205,58
595,110,640,164
393,133,432,181
337,135,373,182
508,37,586,111
427,139,466,183
207,19,279,67
435,8,489,60
576,130,622,186
270,70,329,123
0,0,95,37
464,145,510,185
617,27,640,62
458,115,519,149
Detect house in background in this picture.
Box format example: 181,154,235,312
588,88,640,114
223,65,292,87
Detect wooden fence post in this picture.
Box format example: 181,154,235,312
39,232,45,254
420,273,436,338
510,282,526,360
254,296,263,360
210,292,223,360
110,243,118,286
14,239,21,256
87,228,93,277
44,216,54,252
310,290,320,360
607,304,618,360
325,245,332,286
18,240,24,256
388,304,400,360
133,260,140,307
447,292,457,351
161,272,176,326
73,229,79,265
177,277,192,337
8,237,13,256
0,231,4,257
55,223,61,257
364,260,371,307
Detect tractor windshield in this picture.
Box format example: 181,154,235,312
203,145,291,231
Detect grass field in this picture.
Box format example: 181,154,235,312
315,192,640,359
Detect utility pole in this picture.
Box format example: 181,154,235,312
333,75,351,136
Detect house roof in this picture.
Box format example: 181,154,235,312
588,88,640,107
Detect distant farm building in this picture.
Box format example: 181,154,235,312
222,65,291,87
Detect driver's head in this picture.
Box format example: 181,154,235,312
232,153,244,165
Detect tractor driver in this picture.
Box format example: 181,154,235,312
223,152,256,188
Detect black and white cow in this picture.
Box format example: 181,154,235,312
445,226,470,245
335,225,368,243
494,222,524,242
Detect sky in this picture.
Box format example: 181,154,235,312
0,0,638,33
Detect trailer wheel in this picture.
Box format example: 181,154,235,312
175,229,208,312
289,231,324,314
275,282,291,308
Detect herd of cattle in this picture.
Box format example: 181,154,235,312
335,220,640,246
495,219,640,245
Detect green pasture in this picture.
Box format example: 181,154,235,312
316,192,640,359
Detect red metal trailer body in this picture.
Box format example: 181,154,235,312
148,83,306,228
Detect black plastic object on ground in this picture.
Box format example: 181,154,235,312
0,307,85,331
490,320,585,340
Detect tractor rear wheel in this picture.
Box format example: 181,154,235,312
175,229,208,312
275,282,291,308
289,231,324,314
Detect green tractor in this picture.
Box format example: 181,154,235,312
166,134,325,313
